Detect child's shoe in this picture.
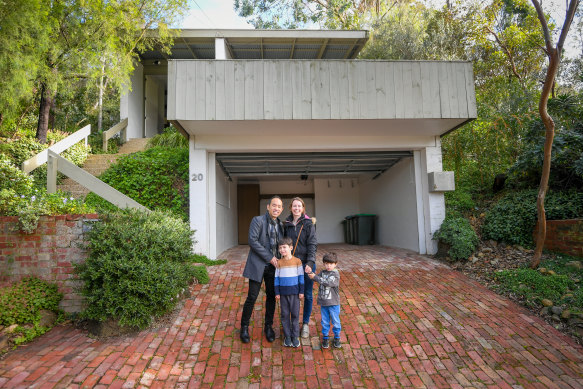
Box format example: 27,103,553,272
292,337,300,348
283,337,292,347
333,338,342,348
321,338,329,349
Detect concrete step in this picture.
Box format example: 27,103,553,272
57,137,151,199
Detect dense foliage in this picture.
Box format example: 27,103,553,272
75,210,203,329
147,126,188,149
85,146,189,220
433,215,479,261
482,189,583,246
494,254,583,310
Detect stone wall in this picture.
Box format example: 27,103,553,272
535,219,583,257
0,214,98,312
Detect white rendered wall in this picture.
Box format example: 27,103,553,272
314,178,360,243
416,137,446,255
189,139,210,256
120,63,144,139
215,162,237,257
358,158,419,252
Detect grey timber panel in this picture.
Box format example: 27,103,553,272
311,62,331,119
464,63,477,118
215,61,226,120
233,61,245,120
205,61,216,120
167,61,177,120
194,61,206,119
169,59,476,121
224,61,235,119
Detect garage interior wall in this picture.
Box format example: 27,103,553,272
120,63,144,139
314,178,360,243
258,180,315,220
215,163,238,256
358,157,419,252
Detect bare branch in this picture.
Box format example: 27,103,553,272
485,26,523,81
556,0,580,52
530,0,554,52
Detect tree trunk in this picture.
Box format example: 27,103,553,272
36,83,54,144
97,57,105,132
531,48,560,269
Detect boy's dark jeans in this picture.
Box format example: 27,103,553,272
241,264,276,328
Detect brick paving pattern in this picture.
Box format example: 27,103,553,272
1,244,582,388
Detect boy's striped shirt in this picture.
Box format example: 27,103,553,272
275,256,305,296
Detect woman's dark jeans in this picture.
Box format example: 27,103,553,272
303,262,316,324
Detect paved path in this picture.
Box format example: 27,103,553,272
1,244,582,388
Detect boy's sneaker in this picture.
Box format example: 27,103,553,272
283,337,292,347
292,337,300,348
333,338,342,348
321,338,329,349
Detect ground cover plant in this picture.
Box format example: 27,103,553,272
0,277,63,351
433,214,479,261
84,146,189,220
75,209,207,330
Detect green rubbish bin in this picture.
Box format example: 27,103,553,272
353,214,376,245
341,219,350,244
344,216,355,244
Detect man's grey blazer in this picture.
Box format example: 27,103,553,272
242,213,284,283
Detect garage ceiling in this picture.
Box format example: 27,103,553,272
216,151,413,180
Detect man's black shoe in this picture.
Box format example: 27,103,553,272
240,326,250,343
264,325,276,342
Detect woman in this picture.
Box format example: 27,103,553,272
284,197,317,338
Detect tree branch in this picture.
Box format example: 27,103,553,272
485,26,522,81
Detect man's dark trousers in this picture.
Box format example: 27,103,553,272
241,264,276,327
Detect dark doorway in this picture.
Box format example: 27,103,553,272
237,184,260,244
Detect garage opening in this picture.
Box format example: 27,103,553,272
215,151,421,253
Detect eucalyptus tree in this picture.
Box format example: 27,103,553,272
1,0,187,143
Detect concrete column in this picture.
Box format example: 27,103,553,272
207,152,217,259
415,137,446,255
215,38,230,59
190,137,209,255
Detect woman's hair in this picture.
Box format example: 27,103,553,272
278,236,293,247
322,252,338,264
289,197,305,213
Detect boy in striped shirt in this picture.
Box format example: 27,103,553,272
275,237,305,347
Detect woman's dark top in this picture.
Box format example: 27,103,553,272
284,214,317,270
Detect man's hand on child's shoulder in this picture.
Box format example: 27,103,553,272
299,294,304,299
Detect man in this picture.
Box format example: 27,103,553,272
240,195,284,343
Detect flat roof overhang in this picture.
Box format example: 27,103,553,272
140,29,369,61
174,118,471,138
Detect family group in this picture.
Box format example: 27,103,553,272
240,196,342,349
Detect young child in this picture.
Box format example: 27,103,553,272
307,252,341,349
274,237,305,347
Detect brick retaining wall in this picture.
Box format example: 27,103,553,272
0,214,98,312
535,219,583,257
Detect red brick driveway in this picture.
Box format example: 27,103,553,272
1,244,582,388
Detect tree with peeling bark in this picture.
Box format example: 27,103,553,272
530,0,580,269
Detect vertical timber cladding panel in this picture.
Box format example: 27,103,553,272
329,61,341,119
393,62,405,118
167,61,177,119
402,62,415,118
357,62,369,119
224,61,235,119
464,63,477,118
264,61,283,119
455,62,469,118
205,60,216,120
245,61,264,120
215,61,226,120
184,62,195,119
292,61,311,119
447,62,460,118
311,61,331,119
233,61,245,120
195,61,206,120
382,62,396,119
421,62,441,118
365,62,377,119
438,62,452,118
347,61,359,119
175,61,188,120
411,62,423,118
282,61,293,120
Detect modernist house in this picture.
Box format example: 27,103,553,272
120,29,476,259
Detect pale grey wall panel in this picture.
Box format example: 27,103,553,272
167,60,476,122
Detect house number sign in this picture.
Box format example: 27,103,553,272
192,173,204,182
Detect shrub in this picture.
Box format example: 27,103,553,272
0,277,62,326
433,215,479,261
84,146,189,220
494,268,579,309
482,189,583,246
192,265,210,284
147,126,188,149
444,188,475,216
75,210,198,329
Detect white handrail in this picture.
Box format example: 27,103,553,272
102,118,128,152
47,150,149,211
22,124,91,174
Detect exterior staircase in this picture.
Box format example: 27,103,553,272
57,138,150,199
